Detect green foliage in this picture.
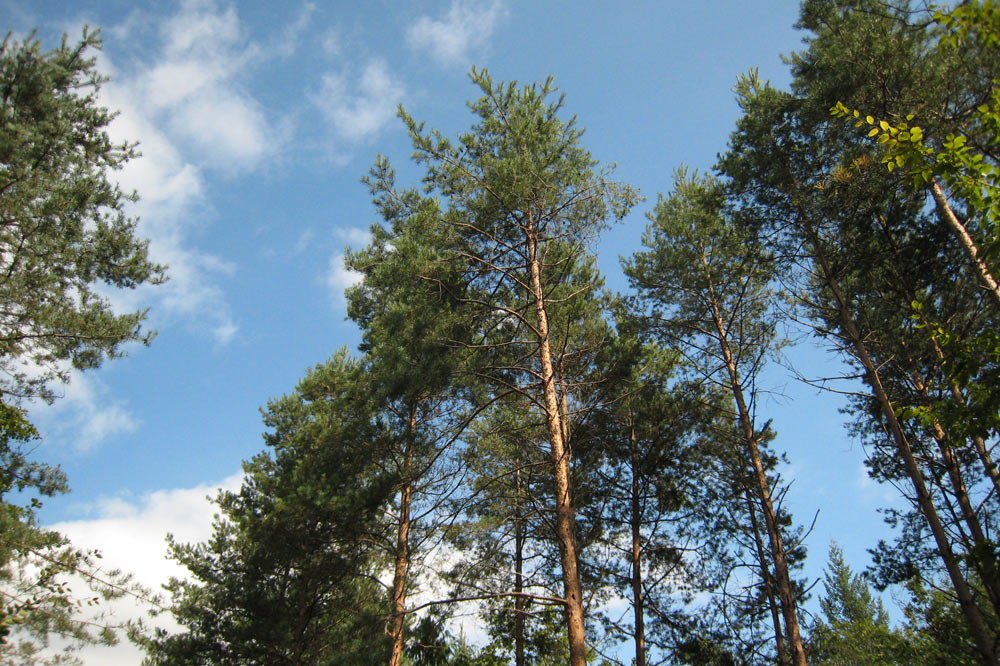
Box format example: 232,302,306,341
830,1,1000,453
0,27,163,665
724,2,1000,635
901,577,999,666
1,403,148,666
139,352,392,666
0,520,143,666
623,169,806,663
0,27,164,403
366,69,638,664
808,544,913,665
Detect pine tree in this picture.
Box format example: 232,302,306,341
623,170,808,665
809,544,911,666
368,69,638,666
718,2,1000,660
141,352,392,666
0,28,163,662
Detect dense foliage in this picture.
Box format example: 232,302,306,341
148,2,1000,664
0,28,164,665
7,2,1000,665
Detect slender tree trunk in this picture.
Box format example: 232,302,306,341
528,222,588,666
700,249,808,666
514,464,526,666
744,484,788,666
388,408,417,666
930,180,1000,310
560,378,572,445
910,371,1000,616
629,415,647,666
805,225,999,666
932,337,1000,502
933,432,1000,617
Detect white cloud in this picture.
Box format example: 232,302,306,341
89,0,270,345
315,59,405,142
321,27,340,57
212,320,240,345
326,253,363,306
43,472,245,666
29,367,139,453
268,2,317,59
335,226,373,247
161,0,243,61
406,0,506,67
139,1,273,173
54,471,245,586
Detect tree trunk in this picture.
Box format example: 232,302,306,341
514,464,526,666
700,249,808,666
388,409,417,666
930,180,1000,310
744,484,788,666
910,371,1000,616
805,225,999,666
932,337,1000,503
528,222,588,666
629,415,647,666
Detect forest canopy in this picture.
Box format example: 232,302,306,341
4,1,1000,666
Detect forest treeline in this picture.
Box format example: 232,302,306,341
2,1,1000,665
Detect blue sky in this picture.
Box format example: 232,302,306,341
5,0,902,662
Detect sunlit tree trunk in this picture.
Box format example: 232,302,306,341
701,248,807,666
805,223,999,666
387,408,417,666
529,222,588,666
930,180,1000,310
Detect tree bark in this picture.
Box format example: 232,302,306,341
528,221,588,666
388,408,417,666
514,464,526,666
629,414,647,666
930,180,1000,311
805,225,999,666
909,371,1000,616
932,337,1000,504
700,248,808,666
744,484,788,666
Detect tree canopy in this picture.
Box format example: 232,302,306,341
0,27,164,664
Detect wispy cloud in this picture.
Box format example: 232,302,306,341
314,59,405,143
320,27,340,58
29,366,139,453
265,2,317,60
326,253,363,308
46,472,245,665
325,227,372,308
335,226,373,247
139,0,275,173
91,0,303,344
406,0,506,67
